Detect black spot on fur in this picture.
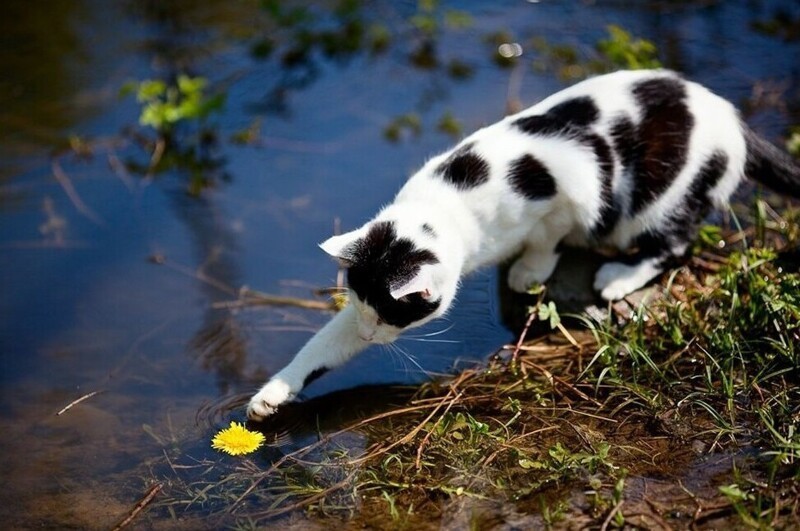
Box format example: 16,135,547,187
507,154,556,199
421,223,436,237
621,232,679,274
585,133,620,237
435,143,490,190
663,151,728,245
686,151,728,215
624,231,671,263
512,97,621,233
609,115,637,171
514,96,600,137
303,367,329,388
623,151,729,271
629,77,694,214
345,221,440,328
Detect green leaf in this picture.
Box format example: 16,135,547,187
719,484,751,502
537,301,560,329
136,80,167,102
177,75,207,96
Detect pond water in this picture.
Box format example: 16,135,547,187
1,0,799,527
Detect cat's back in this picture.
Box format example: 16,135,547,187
515,69,666,119
398,70,747,233
508,68,739,131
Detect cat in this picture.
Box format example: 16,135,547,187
247,69,800,421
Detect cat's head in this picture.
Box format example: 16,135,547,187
319,219,456,344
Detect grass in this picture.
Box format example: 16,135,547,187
142,197,800,529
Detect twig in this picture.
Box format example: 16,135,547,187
152,256,238,297
153,256,336,311
111,483,163,531
55,390,104,416
146,137,166,179
211,292,335,312
107,150,136,192
251,471,357,520
519,357,602,407
600,499,624,531
51,159,104,225
511,311,537,363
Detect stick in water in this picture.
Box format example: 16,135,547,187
55,390,103,416
111,483,163,531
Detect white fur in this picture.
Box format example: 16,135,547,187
247,70,754,420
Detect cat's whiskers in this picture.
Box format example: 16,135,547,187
384,342,432,377
399,337,461,344
403,323,456,338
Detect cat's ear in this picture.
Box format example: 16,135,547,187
319,227,366,266
390,266,435,300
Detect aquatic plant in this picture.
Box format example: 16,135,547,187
123,75,225,135
533,24,662,81
119,75,228,195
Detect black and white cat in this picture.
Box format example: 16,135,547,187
247,69,800,421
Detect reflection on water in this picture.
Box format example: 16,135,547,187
0,0,799,527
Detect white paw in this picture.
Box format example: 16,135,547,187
593,261,657,301
247,378,294,421
507,254,559,293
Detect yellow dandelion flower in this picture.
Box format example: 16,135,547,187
211,421,265,456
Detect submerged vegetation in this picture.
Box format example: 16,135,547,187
143,198,800,529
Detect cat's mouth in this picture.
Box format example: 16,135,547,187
363,334,395,345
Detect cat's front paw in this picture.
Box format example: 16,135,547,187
247,378,294,421
507,254,558,293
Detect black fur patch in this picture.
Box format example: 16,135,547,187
686,151,728,215
507,154,557,199
514,96,600,137
585,133,620,237
609,115,637,171
513,97,620,233
629,77,694,214
624,231,671,262
303,367,329,388
435,143,490,190
345,221,440,328
625,151,729,268
421,223,436,237
663,150,728,245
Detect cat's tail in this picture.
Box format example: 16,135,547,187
743,126,800,198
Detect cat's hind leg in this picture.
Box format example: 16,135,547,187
593,257,665,300
593,232,685,300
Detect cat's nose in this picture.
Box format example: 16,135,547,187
357,321,376,342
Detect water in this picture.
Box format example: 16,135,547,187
1,0,799,527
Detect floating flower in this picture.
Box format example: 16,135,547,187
211,421,265,456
